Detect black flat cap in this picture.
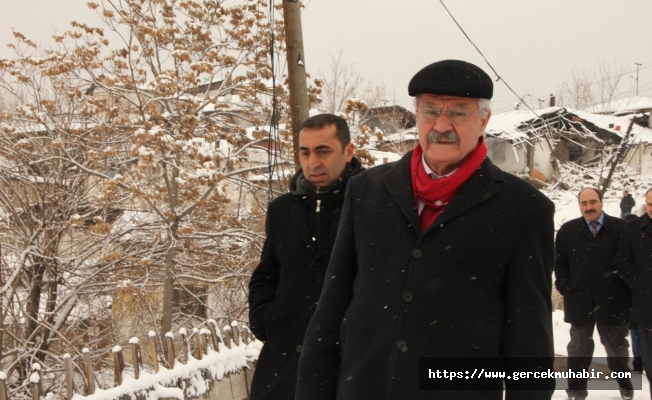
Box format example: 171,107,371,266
408,60,493,99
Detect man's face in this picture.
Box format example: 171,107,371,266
623,191,628,197
578,189,603,222
299,124,354,187
416,94,491,176
646,192,652,219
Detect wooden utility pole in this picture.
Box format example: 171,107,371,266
283,0,310,168
600,119,635,195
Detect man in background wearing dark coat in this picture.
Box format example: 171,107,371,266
248,114,364,400
295,60,555,400
620,190,636,219
555,187,632,400
617,187,652,398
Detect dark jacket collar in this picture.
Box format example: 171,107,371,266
636,214,652,229
290,157,364,196
289,157,365,256
574,212,613,236
382,151,504,236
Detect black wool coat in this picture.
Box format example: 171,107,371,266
620,195,636,213
554,214,629,325
616,214,652,324
248,160,362,400
295,153,555,400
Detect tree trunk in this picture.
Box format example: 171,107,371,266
160,243,176,338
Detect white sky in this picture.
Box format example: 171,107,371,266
1,0,652,113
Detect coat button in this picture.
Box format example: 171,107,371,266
309,304,317,314
310,263,318,270
396,340,408,352
296,345,303,353
412,248,422,259
403,292,413,302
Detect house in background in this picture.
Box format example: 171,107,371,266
377,128,419,153
485,106,652,184
598,96,652,119
361,105,416,135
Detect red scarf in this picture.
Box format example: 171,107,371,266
411,137,487,232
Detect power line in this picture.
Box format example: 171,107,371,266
438,0,652,118
437,0,554,147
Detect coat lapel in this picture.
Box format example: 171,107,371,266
639,215,652,238
290,196,316,254
577,213,613,241
426,159,503,230
382,151,421,236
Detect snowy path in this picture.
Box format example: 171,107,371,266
552,310,650,399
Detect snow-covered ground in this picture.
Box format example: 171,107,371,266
546,170,651,399
552,310,650,399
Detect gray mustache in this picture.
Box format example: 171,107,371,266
427,130,460,144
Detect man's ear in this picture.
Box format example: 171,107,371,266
345,142,354,162
479,109,492,133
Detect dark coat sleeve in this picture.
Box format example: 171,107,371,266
248,203,281,341
553,224,573,295
503,201,555,399
295,182,357,400
615,226,636,288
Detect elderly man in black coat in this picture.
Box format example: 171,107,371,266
554,187,632,400
295,60,555,400
616,187,652,398
248,114,364,400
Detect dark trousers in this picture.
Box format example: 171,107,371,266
640,323,652,398
631,328,644,370
566,322,632,397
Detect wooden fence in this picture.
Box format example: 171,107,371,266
0,320,260,400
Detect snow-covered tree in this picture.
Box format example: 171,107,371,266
555,61,628,113
0,0,285,394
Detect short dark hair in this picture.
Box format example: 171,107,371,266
300,114,350,148
578,187,602,201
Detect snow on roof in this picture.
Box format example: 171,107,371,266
569,110,652,144
368,150,402,166
596,96,652,114
485,106,652,145
382,128,418,144
485,107,564,144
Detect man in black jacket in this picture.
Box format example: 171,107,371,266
617,188,652,398
620,190,636,219
295,60,555,400
248,114,364,400
555,188,632,400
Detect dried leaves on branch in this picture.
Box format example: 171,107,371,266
0,0,286,394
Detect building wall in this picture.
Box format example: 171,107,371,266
485,138,527,174
624,143,652,175
531,140,555,180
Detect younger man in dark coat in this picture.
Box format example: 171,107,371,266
248,114,363,400
554,187,632,400
617,187,652,398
